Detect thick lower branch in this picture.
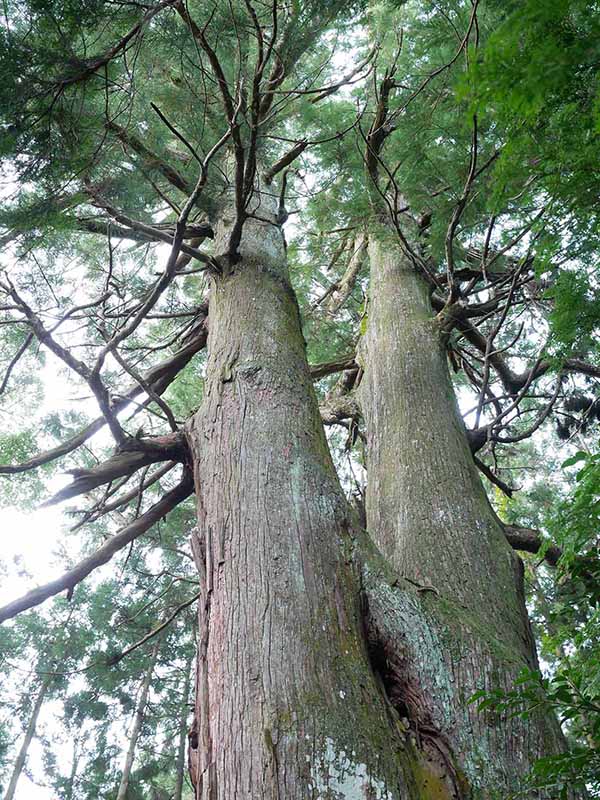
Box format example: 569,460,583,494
0,473,194,624
310,354,357,380
45,432,189,506
504,525,561,566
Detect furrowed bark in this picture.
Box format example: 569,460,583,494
185,195,425,799
358,233,567,797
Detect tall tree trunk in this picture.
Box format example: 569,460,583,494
174,651,194,800
3,673,51,800
183,191,567,798
116,639,160,800
358,232,565,796
185,195,431,799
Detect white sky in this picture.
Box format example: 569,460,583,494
1,504,70,799
0,355,97,798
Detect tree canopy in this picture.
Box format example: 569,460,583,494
0,0,599,797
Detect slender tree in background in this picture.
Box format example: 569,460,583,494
0,607,80,800
0,1,599,798
2,672,52,800
116,638,160,800
174,651,194,800
0,512,198,799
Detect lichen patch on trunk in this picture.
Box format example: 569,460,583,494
309,738,394,800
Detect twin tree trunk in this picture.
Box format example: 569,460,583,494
184,198,563,799
358,234,564,795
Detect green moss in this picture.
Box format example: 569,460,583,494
422,592,524,667
413,760,455,800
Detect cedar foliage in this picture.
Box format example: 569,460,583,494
0,0,599,796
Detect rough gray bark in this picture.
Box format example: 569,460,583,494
116,639,160,800
358,233,565,796
3,673,51,800
185,196,426,799
181,192,566,797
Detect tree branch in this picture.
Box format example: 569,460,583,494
310,354,357,380
53,1,177,91
45,433,189,506
106,591,200,666
71,462,176,531
106,120,192,194
0,311,207,475
473,454,514,497
0,473,195,624
504,525,561,567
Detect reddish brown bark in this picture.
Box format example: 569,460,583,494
178,193,568,798
185,197,419,798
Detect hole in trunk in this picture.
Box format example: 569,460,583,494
365,622,468,799
367,634,411,722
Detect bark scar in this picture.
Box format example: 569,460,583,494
402,575,440,596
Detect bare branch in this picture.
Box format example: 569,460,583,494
0,473,194,625
87,195,214,265
0,311,207,475
0,277,125,443
442,113,478,305
52,0,177,91
473,454,514,497
327,233,367,314
388,0,480,119
504,525,561,567
111,348,179,432
0,332,33,396
310,354,357,380
45,432,188,506
71,462,176,530
106,590,200,666
264,140,308,184
106,120,192,194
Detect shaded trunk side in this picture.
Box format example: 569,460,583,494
185,199,428,799
359,235,565,796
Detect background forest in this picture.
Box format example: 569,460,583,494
0,0,599,798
